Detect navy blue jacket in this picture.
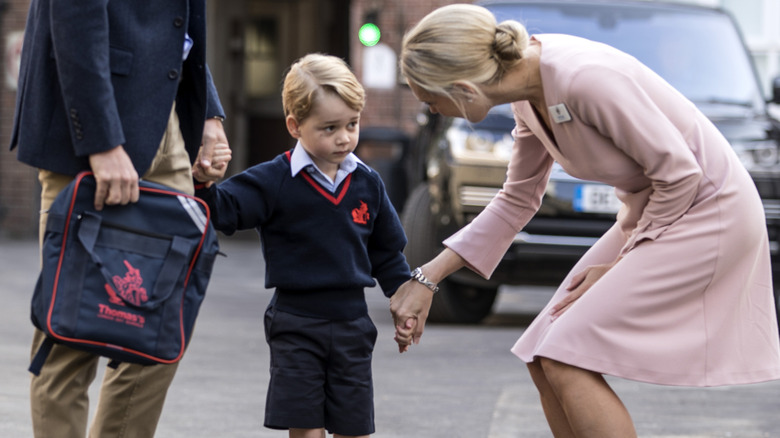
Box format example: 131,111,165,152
9,0,224,176
198,151,410,314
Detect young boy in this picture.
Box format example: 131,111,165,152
194,54,409,438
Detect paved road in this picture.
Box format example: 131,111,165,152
3,234,780,437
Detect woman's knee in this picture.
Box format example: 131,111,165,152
537,357,578,385
538,357,604,389
538,356,563,370
527,358,554,391
527,359,546,378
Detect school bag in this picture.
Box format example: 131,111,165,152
29,172,220,375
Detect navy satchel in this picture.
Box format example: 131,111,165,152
30,172,220,375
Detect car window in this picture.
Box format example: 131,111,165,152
487,3,763,108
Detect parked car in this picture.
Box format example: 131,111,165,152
399,0,780,324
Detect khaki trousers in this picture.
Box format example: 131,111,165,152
31,106,193,438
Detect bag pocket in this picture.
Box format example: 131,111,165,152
51,212,193,360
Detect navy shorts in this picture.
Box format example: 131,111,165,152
263,306,378,436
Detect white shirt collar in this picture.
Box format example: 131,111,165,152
289,142,368,177
289,142,370,192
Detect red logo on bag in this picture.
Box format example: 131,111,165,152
104,284,124,306
110,260,149,307
98,260,148,328
352,201,370,225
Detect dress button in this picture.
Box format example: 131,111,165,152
168,69,179,80
173,17,184,27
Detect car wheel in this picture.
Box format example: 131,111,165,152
401,184,498,324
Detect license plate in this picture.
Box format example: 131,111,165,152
573,184,621,214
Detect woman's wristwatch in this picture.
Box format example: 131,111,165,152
411,267,439,293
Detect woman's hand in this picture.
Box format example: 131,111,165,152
550,257,621,320
390,280,434,353
390,249,467,353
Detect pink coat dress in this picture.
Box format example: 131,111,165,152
443,34,780,386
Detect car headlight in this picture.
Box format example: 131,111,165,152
733,140,780,170
447,126,514,164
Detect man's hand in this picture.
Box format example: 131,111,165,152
88,145,139,211
193,118,232,185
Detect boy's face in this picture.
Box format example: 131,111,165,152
286,91,361,174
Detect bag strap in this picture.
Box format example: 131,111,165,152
29,337,55,376
77,212,194,310
29,337,126,374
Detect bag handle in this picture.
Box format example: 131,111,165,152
77,211,193,310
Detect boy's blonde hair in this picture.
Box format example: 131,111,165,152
282,53,365,122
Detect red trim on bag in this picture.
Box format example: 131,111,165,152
46,171,86,339
44,171,212,364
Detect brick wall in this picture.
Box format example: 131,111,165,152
0,0,37,239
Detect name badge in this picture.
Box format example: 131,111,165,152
549,103,572,124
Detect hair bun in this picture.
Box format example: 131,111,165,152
493,21,528,62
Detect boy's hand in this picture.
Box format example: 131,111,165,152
193,118,232,185
193,142,232,184
394,317,416,353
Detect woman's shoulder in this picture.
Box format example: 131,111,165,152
537,34,643,96
538,34,634,69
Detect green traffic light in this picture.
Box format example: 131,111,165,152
359,23,381,47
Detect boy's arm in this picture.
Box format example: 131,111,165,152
194,160,280,234
368,182,410,297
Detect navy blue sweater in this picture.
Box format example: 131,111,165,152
197,151,409,319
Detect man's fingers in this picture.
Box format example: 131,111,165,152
93,181,108,211
88,145,139,210
93,174,138,210
200,139,216,166
130,179,140,203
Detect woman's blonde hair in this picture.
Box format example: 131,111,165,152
282,53,365,122
401,4,529,110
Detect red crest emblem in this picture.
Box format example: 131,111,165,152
352,201,370,225
104,260,148,307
